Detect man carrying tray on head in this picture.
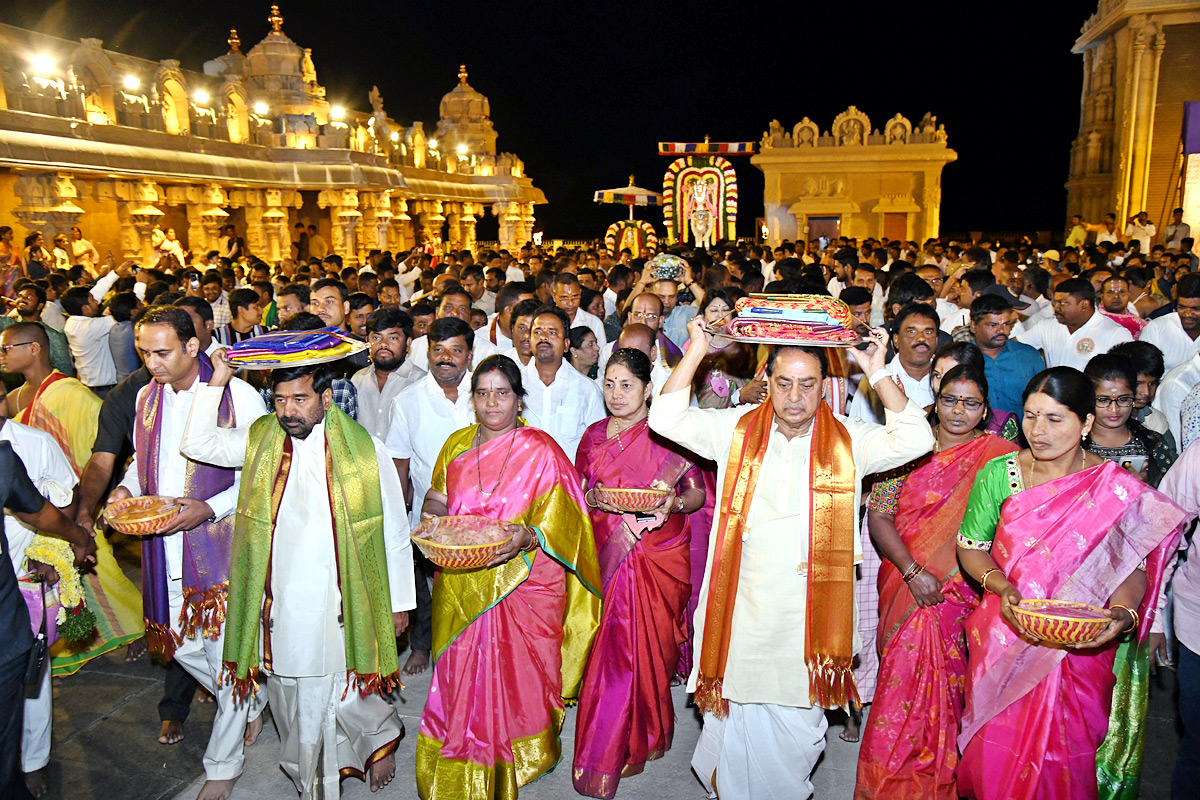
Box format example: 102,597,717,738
107,306,269,800
181,347,415,800
648,314,934,798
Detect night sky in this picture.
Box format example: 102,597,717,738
13,0,1099,241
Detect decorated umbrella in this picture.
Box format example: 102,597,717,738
593,174,662,221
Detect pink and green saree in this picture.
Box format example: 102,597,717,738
415,424,602,800
955,456,1185,800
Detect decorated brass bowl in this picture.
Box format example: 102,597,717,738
594,487,670,513
1011,599,1112,645
412,515,514,570
102,495,181,536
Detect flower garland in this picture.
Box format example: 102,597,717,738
23,534,96,644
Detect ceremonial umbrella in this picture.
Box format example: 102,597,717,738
593,175,662,220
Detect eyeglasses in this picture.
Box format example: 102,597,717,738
1096,396,1135,408
0,342,33,354
937,394,984,410
631,311,660,320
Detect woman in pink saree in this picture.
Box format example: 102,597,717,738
955,367,1186,800
572,349,706,798
855,365,1018,799
416,355,602,800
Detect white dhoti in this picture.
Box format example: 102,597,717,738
268,672,402,800
169,590,263,781
692,702,827,800
21,667,51,772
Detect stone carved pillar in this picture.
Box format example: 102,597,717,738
318,189,362,266
360,192,394,263
390,197,411,253
459,203,478,254
445,206,462,252
11,172,86,243
492,202,522,254
519,203,536,249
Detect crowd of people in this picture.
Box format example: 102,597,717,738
0,217,1197,800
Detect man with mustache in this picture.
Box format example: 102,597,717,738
848,303,938,425
498,299,541,368
405,288,498,375
350,308,415,440
383,318,477,678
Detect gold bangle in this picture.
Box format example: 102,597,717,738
1111,603,1139,633
980,568,1002,594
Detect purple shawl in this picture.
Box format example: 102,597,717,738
135,355,237,658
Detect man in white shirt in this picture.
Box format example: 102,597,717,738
385,317,477,678
1154,353,1200,447
1165,208,1191,252
182,357,414,798
1126,211,1157,253
1014,278,1132,369
0,406,78,797
108,307,268,800
484,283,535,352
1090,213,1120,245
603,265,633,319
552,273,606,348
1140,275,1200,372
941,270,993,334
350,308,414,439
649,317,933,799
61,273,125,396
850,303,937,423
520,306,605,460
595,293,681,380
498,299,540,368
406,288,498,373
459,265,496,316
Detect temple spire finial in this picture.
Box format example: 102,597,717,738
629,174,636,185
228,29,241,54
268,4,284,33
458,64,468,85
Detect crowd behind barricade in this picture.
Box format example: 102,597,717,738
0,212,1198,800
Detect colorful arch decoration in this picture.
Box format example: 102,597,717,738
605,220,657,257
662,156,738,247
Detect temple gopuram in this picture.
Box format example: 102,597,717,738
754,107,956,247
0,5,544,265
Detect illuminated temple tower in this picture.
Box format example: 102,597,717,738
1066,1,1200,234
0,5,544,264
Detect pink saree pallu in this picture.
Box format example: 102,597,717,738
957,462,1184,800
856,434,1017,800
571,419,699,798
416,425,602,800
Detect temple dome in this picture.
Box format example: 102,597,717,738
439,65,490,123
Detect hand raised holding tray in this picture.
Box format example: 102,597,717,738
715,294,866,347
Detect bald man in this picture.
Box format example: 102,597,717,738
607,323,673,391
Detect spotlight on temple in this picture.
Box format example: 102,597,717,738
253,102,269,115
122,75,140,91
194,90,210,104
30,55,54,75
456,144,468,156
428,139,438,149
331,106,345,120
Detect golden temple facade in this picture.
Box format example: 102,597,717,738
0,5,545,265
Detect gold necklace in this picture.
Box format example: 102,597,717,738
475,427,516,497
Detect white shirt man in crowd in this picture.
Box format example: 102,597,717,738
181,357,414,798
484,283,535,352
1140,274,1200,373
60,268,126,396
1014,277,1132,369
110,307,268,800
406,288,498,372
459,266,496,316
350,308,413,439
648,316,933,799
385,317,478,678
1155,353,1200,447
595,293,680,380
519,305,605,461
1164,208,1192,252
850,303,938,424
551,273,607,349
1126,211,1157,253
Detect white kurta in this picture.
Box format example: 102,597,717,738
648,386,933,709
350,364,411,440
1013,310,1133,370
405,330,499,374
848,359,934,425
1140,313,1200,373
520,358,607,461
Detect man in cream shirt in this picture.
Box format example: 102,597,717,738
649,315,933,799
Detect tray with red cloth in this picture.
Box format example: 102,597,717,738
721,294,864,347
226,327,368,369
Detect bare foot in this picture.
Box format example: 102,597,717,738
125,638,147,662
402,649,430,676
159,720,185,745
24,767,50,798
840,706,862,743
243,713,263,747
196,777,237,800
369,753,396,792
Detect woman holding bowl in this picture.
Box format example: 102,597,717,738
417,354,602,800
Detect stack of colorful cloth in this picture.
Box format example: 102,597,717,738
226,327,367,368
724,294,863,346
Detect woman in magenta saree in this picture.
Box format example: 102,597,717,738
855,365,1018,799
955,368,1186,800
416,356,602,800
571,349,707,798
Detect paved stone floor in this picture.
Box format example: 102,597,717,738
32,644,1182,800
